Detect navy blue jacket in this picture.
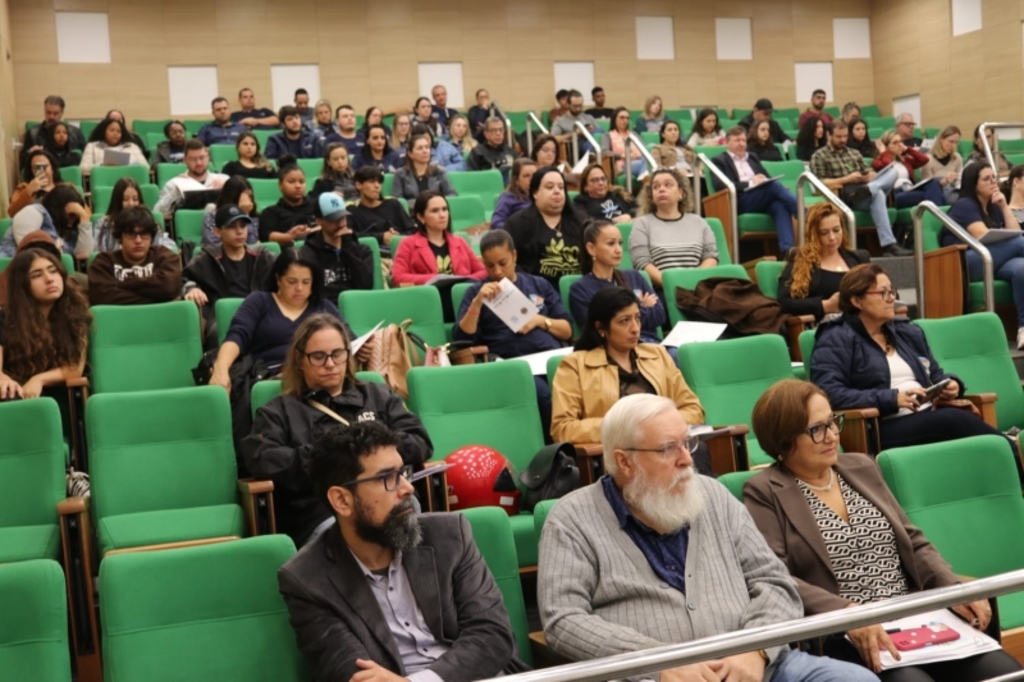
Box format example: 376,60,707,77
810,315,963,417
568,270,664,342
265,131,323,160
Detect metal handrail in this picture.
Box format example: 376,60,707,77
571,122,601,166
525,112,548,157
490,101,515,149
698,153,738,255
487,568,1024,682
796,171,858,249
913,201,994,317
623,133,657,194
978,122,1024,174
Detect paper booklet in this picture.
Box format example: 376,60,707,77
660,321,727,347
482,278,540,332
350,320,384,355
511,346,574,375
744,175,784,192
425,274,472,287
849,608,1000,670
980,229,1024,245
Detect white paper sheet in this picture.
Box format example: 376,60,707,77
511,347,573,376
980,229,1024,245
351,320,384,355
850,609,1000,670
661,322,727,347
482,278,540,332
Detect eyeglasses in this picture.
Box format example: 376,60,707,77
124,231,152,241
865,288,898,301
897,121,916,127
627,435,701,459
802,414,845,444
304,349,349,366
341,464,413,491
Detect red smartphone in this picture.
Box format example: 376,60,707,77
891,624,961,651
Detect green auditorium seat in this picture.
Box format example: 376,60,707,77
252,129,276,150
90,165,150,189
407,361,547,567
174,208,206,245
661,264,749,326
359,236,383,289
249,372,386,418
382,173,395,198
91,183,161,215
0,560,72,682
719,470,759,502
183,120,207,136
448,169,504,218
261,241,282,255
60,165,84,195
755,260,786,299
209,144,239,170
249,178,282,206
89,301,203,393
296,158,321,178
132,119,171,139
215,296,245,345
446,195,487,231
340,286,447,347
460,507,533,665
878,436,1024,634
0,217,12,240
451,281,475,317
532,498,558,539
99,535,305,682
145,132,166,152
156,163,186,187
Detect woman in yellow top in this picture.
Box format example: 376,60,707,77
550,286,709,473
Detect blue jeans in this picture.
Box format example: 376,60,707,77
630,158,647,177
894,178,946,209
966,235,1024,326
847,165,898,246
738,181,799,251
771,649,880,682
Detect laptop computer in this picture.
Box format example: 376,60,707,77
103,148,132,166
179,189,221,210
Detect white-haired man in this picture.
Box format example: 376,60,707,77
538,394,879,682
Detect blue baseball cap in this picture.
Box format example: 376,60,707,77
315,192,350,221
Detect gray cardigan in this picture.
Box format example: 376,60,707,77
538,478,802,680
392,165,457,202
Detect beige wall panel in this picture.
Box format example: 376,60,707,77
8,5,57,64
13,63,56,123
58,64,114,118
52,0,108,11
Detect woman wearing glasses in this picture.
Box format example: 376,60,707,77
811,263,1008,451
743,378,1020,682
241,313,432,546
550,286,710,474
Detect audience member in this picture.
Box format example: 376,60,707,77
712,127,799,252
872,130,946,208
739,98,791,143
104,109,147,151
94,177,174,252
231,88,279,130
651,120,697,174
634,96,665,134
309,99,338,139
1006,165,1024,227
9,150,61,218
966,125,1012,177
153,140,229,217
430,85,458,130
569,221,665,344
413,97,445,139
43,122,82,169
446,113,477,155
359,106,392,138
276,419,526,681
747,119,784,161
299,193,374,301
0,231,87,307
309,143,358,202
415,124,465,172
88,207,181,305
351,124,402,173
150,120,187,167
20,95,86,170
629,169,717,288
572,164,636,223
294,88,313,128
812,263,1013,449
504,166,583,286
809,121,909,256
347,166,414,251
798,89,834,127
745,379,1021,681
0,183,93,258
795,115,826,161
538,393,877,682
841,102,861,124
466,117,516,175
391,191,486,286
848,118,877,159
324,105,365,157
393,131,458,201
266,106,322,159
601,107,645,177
551,90,599,147
198,97,248,147
778,203,869,321
687,107,724,147
390,114,413,158
0,248,91,400
548,89,570,127
531,134,562,169
79,117,147,176
491,159,536,230
585,86,615,124
947,163,1024,347
922,125,963,204
467,88,494,137
201,176,260,246
220,131,277,180
895,112,922,147
259,156,317,246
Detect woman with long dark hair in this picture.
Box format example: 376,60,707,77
688,108,723,147
9,150,63,218
795,115,826,161
309,143,358,202
42,122,81,169
221,132,276,180
79,117,146,176
351,124,402,173
491,159,536,230
258,156,316,246
391,191,486,286
0,183,93,258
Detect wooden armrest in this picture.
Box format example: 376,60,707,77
836,408,881,455
785,314,816,329
529,631,572,668
965,392,998,404
414,462,451,512
58,493,101,679
838,407,880,420
238,478,274,495
58,496,89,515
784,315,816,362
573,444,605,486
65,377,90,388
706,424,749,474
964,393,999,428
923,243,968,259
573,444,603,457
238,478,276,536
467,346,488,356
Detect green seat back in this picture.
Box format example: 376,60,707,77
799,329,815,376
296,158,320,178
755,260,785,299
90,165,149,189
358,237,383,290
665,109,692,122
215,297,245,345
614,222,634,269
252,129,276,149
183,120,207,136
0,217,12,241
451,281,474,316
132,119,171,138
559,274,582,334
100,535,305,682
382,173,395,198
59,166,83,194
0,560,71,682
156,163,186,187
661,264,749,326
250,373,385,419
249,179,282,206
678,334,793,468
448,170,504,209
859,104,881,118
505,111,530,132
761,160,806,194
340,287,447,346
446,195,487,231
914,313,1024,431
145,132,167,152
532,498,558,537
704,218,732,264
174,209,207,245
920,210,946,252
999,139,1024,152
459,507,532,665
209,144,238,171
89,302,203,393
718,470,759,502
695,145,728,161
877,436,1024,627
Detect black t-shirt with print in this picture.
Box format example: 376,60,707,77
221,253,255,298
428,241,453,274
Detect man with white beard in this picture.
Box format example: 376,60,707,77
537,394,879,682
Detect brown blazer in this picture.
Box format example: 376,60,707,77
743,453,959,616
550,343,704,444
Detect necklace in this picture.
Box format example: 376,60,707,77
797,468,834,492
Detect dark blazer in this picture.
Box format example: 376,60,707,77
743,453,960,616
710,151,770,192
777,248,870,319
277,513,529,682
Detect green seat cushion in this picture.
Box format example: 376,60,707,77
0,525,61,562
997,590,1024,630
746,437,773,468
0,559,71,682
970,281,1013,309
97,505,244,555
852,209,897,229
737,213,775,235
509,513,538,567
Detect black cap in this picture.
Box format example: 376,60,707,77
754,98,773,112
215,203,252,229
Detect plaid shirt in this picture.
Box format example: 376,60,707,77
809,143,870,180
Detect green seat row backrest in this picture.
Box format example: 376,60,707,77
661,264,749,326
0,560,71,682
340,286,447,346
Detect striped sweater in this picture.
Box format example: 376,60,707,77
628,213,719,272
538,478,802,679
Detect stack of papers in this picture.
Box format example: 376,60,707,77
351,321,384,355
482,278,540,332
851,609,1001,670
660,322,727,347
510,347,574,375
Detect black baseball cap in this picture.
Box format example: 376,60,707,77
215,204,252,229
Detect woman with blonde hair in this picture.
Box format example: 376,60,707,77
872,130,946,208
390,114,413,160
634,95,665,134
922,125,964,204
446,113,477,155
778,202,868,320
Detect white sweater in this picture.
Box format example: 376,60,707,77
79,142,148,175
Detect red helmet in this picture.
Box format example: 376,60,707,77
444,445,521,515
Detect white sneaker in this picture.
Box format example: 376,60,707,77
1017,328,1024,350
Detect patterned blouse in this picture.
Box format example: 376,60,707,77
798,473,910,604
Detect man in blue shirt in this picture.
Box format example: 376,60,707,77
294,88,314,129
265,106,322,159
324,104,364,157
430,85,458,131
197,97,248,147
231,88,279,130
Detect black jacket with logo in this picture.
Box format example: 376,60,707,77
298,231,375,303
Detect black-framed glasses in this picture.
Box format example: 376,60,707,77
802,414,845,444
341,464,413,491
627,435,701,459
865,288,898,302
304,348,349,367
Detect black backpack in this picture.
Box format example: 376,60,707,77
518,442,579,513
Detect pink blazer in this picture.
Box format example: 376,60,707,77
391,231,488,285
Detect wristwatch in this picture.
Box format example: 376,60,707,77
543,317,552,331
757,649,770,666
